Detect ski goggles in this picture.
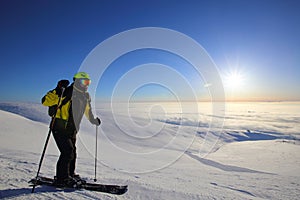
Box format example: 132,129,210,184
80,79,91,86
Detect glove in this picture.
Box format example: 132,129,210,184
91,117,101,126
58,79,70,89
55,79,69,96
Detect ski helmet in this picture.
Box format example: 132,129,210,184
73,72,90,80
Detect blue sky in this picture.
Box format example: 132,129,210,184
0,0,299,102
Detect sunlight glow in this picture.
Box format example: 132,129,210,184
223,70,245,89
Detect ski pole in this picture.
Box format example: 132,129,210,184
94,125,98,182
31,87,65,193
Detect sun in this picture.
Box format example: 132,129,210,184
223,70,245,89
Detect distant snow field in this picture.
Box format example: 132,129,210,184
0,101,300,199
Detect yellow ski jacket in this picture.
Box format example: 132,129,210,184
42,83,97,131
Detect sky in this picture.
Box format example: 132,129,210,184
0,0,299,102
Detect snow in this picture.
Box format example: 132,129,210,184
0,101,300,199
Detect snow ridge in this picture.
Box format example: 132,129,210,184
0,102,49,124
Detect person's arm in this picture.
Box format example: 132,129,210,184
41,90,59,107
85,94,101,126
41,80,69,107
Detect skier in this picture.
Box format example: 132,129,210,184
41,72,101,186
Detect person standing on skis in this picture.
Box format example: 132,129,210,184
41,72,101,186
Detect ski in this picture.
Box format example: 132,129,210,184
29,176,128,195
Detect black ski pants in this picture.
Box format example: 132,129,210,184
52,129,77,180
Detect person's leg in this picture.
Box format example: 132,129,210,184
52,130,75,181
69,137,77,177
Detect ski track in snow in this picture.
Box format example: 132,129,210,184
1,102,300,199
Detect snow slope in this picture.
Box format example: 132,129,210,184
1,102,300,199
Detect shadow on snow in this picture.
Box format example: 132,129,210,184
0,185,76,199
185,151,275,175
